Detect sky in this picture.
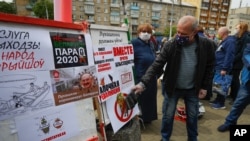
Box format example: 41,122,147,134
230,0,248,8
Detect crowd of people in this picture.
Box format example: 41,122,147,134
130,15,250,141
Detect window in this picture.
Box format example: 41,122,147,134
97,16,101,21
104,8,108,13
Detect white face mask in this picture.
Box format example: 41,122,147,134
233,28,240,35
139,32,151,41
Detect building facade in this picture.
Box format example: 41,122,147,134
226,7,250,34
72,0,196,38
182,0,231,36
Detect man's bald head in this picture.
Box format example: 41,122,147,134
218,27,229,35
217,26,229,40
177,15,198,32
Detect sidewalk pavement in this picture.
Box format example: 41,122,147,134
141,82,250,141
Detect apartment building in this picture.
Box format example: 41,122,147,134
72,0,196,38
227,7,250,34
13,0,196,38
182,0,231,36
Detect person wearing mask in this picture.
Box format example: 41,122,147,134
217,44,250,132
210,27,236,109
132,16,215,141
131,23,158,124
229,23,250,104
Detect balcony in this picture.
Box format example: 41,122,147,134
85,9,95,14
152,16,160,21
210,14,217,18
110,3,120,8
219,22,226,25
130,5,139,10
220,15,226,19
87,19,95,23
223,3,229,6
131,10,139,18
209,21,216,24
110,20,120,25
201,7,209,10
131,22,138,25
212,1,219,4
151,23,159,28
221,9,227,12
84,1,94,5
200,13,207,17
211,8,218,12
203,0,209,3
200,20,207,24
152,5,162,11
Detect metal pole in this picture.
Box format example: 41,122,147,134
122,0,131,42
45,2,49,19
169,0,174,40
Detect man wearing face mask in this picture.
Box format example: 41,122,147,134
131,16,216,141
131,23,158,124
210,27,236,109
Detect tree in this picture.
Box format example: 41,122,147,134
33,0,53,19
164,26,177,39
0,1,16,14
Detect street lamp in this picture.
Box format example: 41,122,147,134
169,0,174,40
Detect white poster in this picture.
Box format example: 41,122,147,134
50,66,99,106
113,44,134,68
0,71,55,120
15,103,81,141
106,90,140,133
0,26,54,73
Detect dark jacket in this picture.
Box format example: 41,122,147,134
233,32,250,70
140,34,216,96
215,35,236,72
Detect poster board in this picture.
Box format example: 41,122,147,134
90,24,140,133
0,13,98,141
0,13,140,140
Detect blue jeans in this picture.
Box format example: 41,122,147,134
224,81,250,126
161,88,199,141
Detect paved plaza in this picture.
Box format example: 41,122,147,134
141,82,250,141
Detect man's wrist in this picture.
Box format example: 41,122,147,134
138,82,146,90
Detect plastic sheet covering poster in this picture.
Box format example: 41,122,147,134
0,71,55,121
106,44,140,133
93,45,118,102
50,32,91,68
106,85,140,133
113,44,135,89
14,103,80,141
0,26,54,73
50,65,99,106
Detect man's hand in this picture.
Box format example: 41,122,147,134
198,89,207,99
131,82,145,94
220,70,227,76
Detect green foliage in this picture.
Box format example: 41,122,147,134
0,2,16,14
164,26,177,38
33,0,54,19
